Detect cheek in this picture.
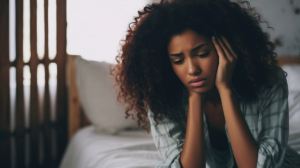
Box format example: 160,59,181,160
206,55,219,75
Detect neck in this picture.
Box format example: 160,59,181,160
206,85,221,105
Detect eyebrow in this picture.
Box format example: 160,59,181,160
169,43,208,57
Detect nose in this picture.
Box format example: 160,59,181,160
187,57,201,76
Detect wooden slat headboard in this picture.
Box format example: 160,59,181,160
66,55,300,140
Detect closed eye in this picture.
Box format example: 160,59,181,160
197,51,210,57
173,60,183,64
173,52,210,64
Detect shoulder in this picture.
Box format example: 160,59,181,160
147,108,179,129
257,67,288,99
242,67,288,113
147,108,186,141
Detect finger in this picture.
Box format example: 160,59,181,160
218,34,237,60
212,35,228,62
215,33,233,61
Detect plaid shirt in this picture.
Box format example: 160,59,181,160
148,68,300,168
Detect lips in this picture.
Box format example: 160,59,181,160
189,80,206,87
189,77,206,84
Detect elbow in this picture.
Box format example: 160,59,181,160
256,140,286,168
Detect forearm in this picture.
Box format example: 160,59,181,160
180,95,206,168
219,87,259,168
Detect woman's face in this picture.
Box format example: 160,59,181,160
167,28,219,94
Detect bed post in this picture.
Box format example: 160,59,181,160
66,55,91,140
66,55,81,140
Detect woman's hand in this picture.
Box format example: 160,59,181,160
187,88,207,105
212,33,238,91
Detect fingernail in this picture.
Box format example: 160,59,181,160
212,36,215,40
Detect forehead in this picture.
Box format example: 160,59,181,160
167,29,208,52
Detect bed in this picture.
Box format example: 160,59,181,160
59,55,300,168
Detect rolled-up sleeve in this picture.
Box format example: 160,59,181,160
257,75,289,168
148,110,185,168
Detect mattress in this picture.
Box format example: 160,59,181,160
60,124,300,168
59,126,163,168
60,89,300,167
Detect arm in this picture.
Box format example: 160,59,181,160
181,91,234,168
180,93,206,168
219,87,259,168
255,76,289,167
148,92,207,168
212,33,289,168
219,72,289,168
212,33,259,167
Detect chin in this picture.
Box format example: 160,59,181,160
191,85,212,93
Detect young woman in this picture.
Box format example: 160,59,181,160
110,0,300,167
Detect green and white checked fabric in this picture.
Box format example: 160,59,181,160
148,69,300,168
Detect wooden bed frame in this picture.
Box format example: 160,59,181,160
66,55,300,140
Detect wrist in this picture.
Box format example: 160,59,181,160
188,96,205,115
189,93,206,105
218,86,233,98
217,84,232,93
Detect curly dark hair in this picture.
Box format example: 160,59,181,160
109,0,287,133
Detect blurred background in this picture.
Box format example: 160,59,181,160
67,0,300,63
0,0,299,168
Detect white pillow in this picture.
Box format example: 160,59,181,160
282,64,300,91
76,56,138,134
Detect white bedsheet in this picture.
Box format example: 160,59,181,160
59,126,162,168
60,124,300,168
